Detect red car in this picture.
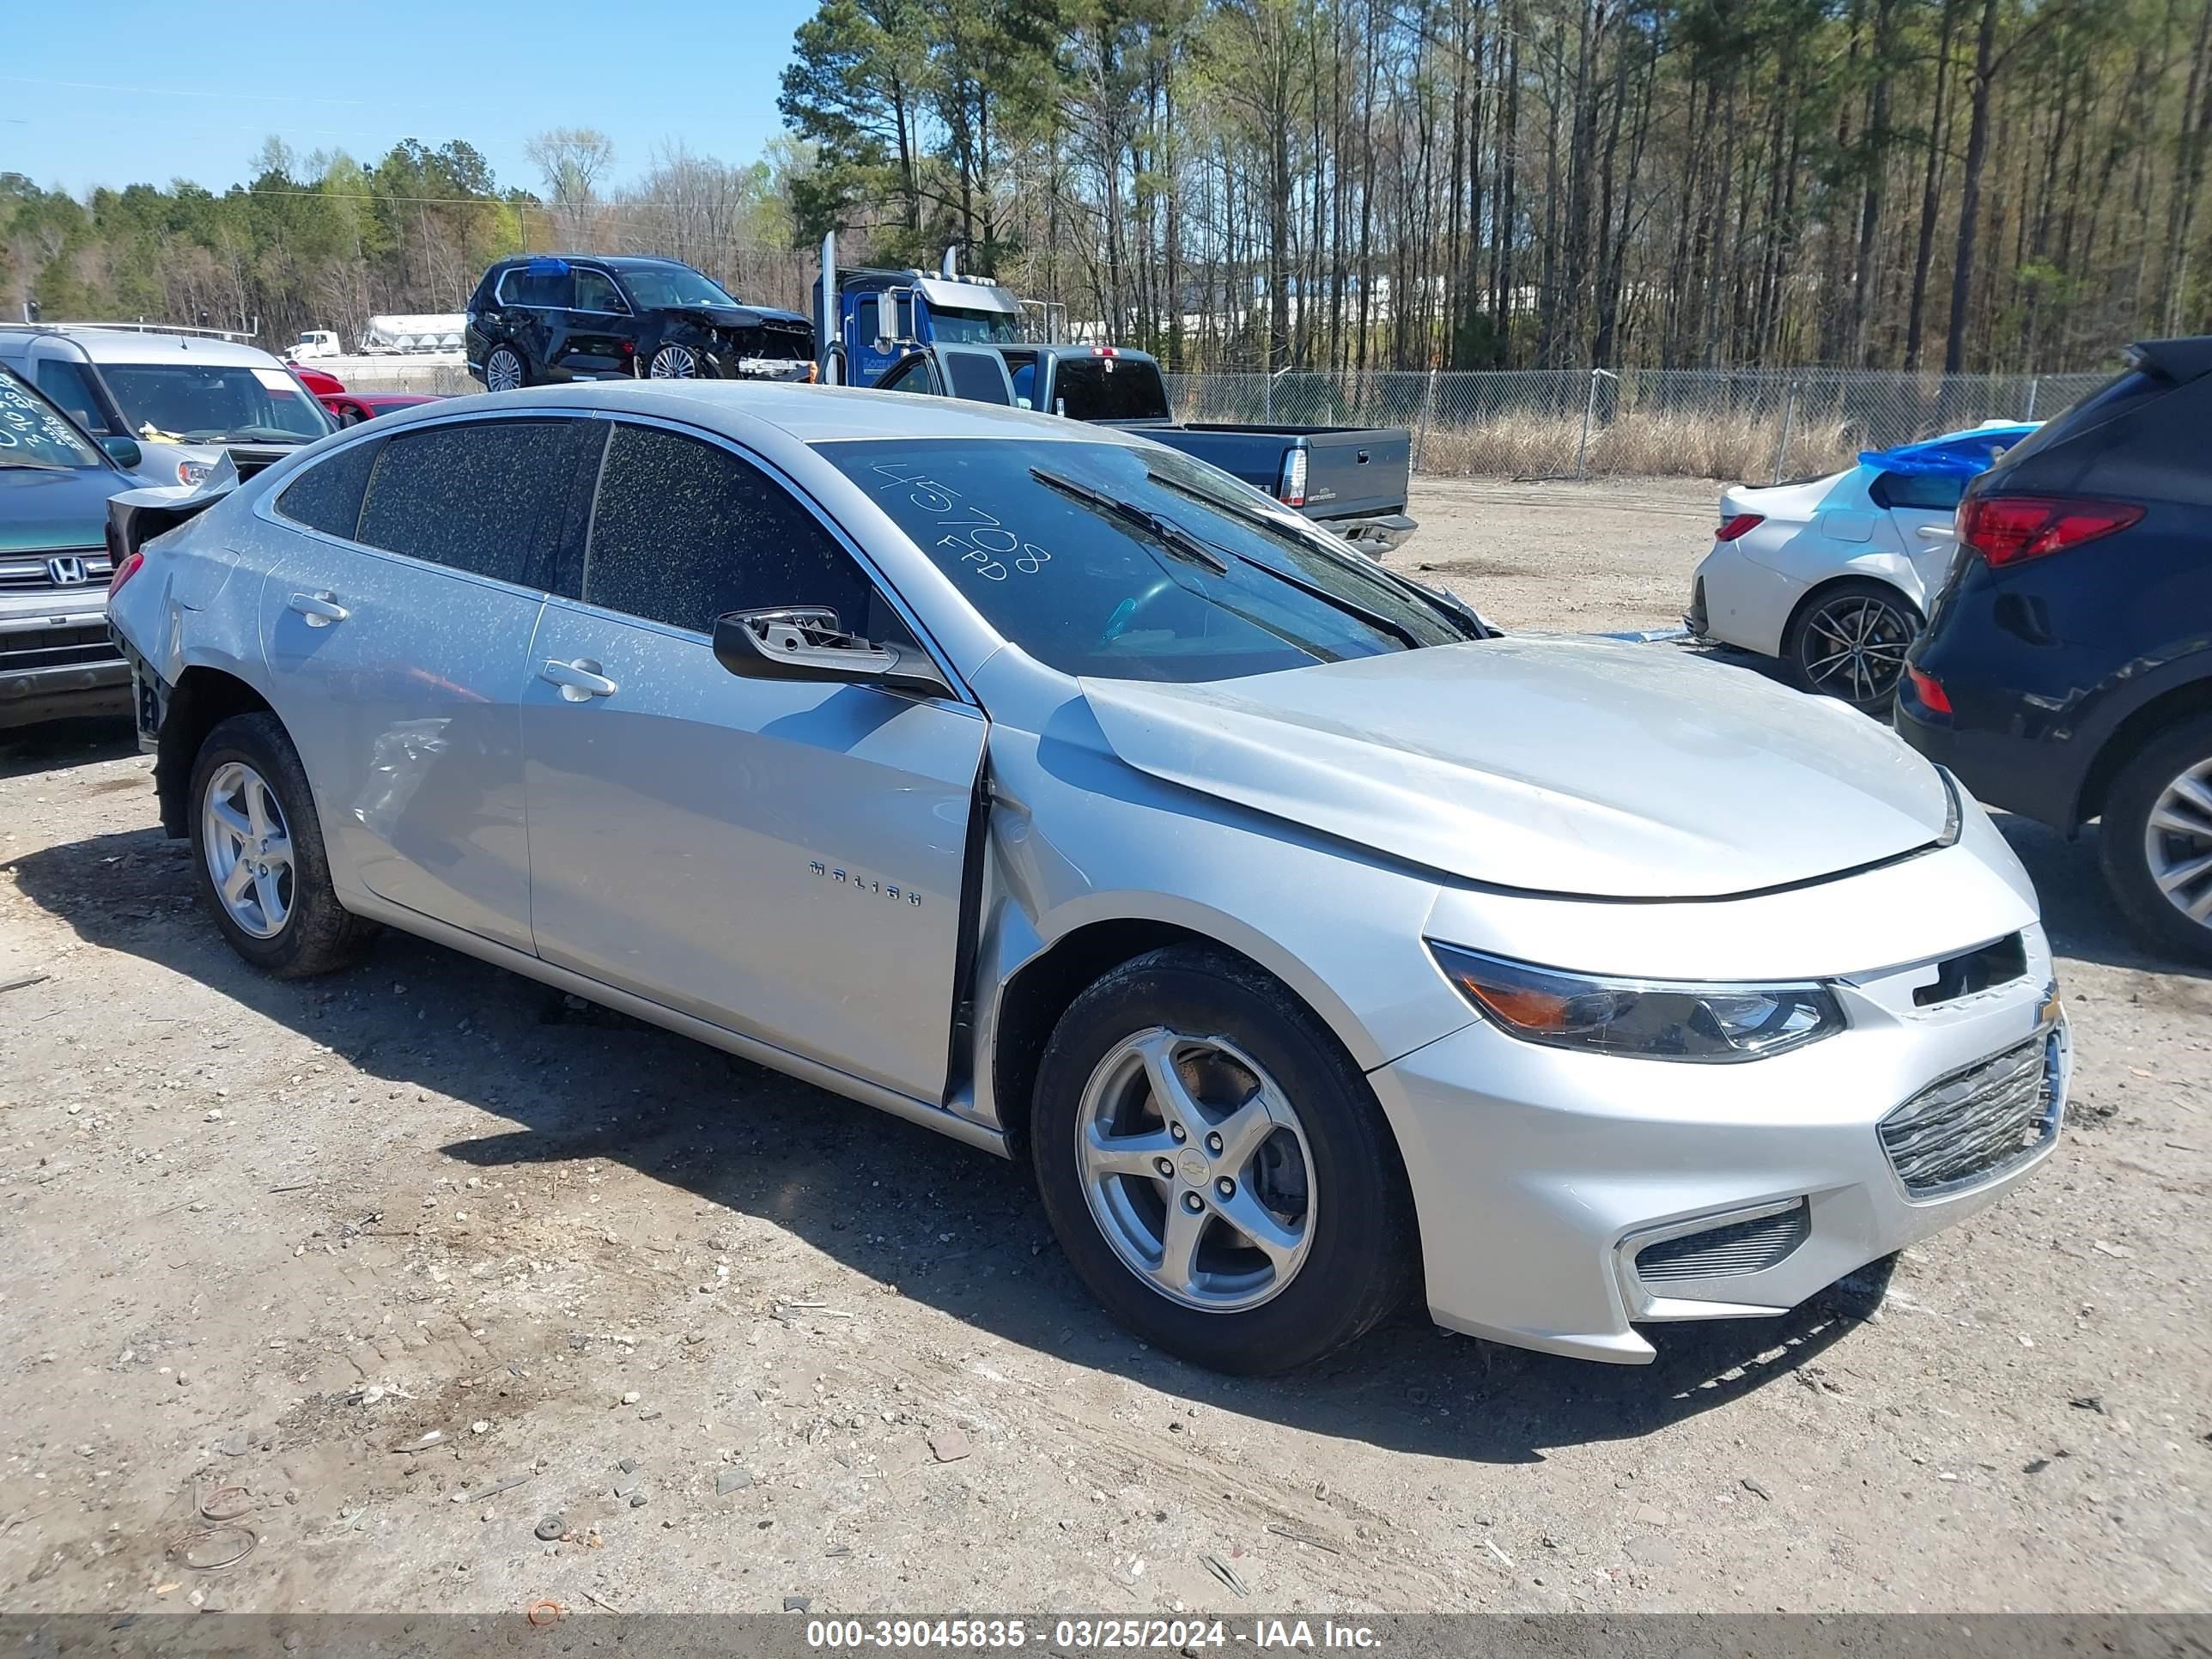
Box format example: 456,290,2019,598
284,362,446,427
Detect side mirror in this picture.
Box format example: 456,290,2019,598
712,606,951,698
100,434,144,470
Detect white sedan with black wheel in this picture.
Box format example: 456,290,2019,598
1686,424,2036,712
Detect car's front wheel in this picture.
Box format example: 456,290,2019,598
647,343,703,379
189,712,376,977
1030,945,1417,1373
1785,580,1920,712
483,345,528,392
2100,712,2212,966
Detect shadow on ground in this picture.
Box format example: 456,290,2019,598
0,714,135,782
11,823,1905,1466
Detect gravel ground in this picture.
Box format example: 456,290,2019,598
1,480,2206,1618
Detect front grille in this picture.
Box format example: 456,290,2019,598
1636,1200,1809,1285
1880,1033,2061,1198
0,624,118,672
0,551,112,592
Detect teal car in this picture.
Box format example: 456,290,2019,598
1,367,149,730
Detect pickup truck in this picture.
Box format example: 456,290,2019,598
872,340,1417,556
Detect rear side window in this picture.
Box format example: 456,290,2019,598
276,437,383,539
1049,358,1171,422
584,422,891,639
356,419,577,586
1869,470,1966,512
501,265,573,308
943,352,1012,404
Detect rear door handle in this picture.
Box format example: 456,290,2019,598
1916,525,1956,540
288,591,349,626
539,658,618,700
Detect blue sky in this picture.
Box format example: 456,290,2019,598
3,0,816,198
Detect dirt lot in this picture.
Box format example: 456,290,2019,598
1,480,2207,1619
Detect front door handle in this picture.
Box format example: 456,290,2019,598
540,658,619,701
288,590,349,626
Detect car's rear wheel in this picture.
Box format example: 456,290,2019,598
648,344,702,379
1785,580,1920,712
483,346,527,392
189,713,376,977
1030,945,1416,1374
2099,712,2212,966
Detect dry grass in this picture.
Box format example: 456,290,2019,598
1419,410,1860,482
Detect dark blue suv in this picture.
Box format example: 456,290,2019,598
1896,337,2212,963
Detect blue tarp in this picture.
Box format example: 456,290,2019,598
1859,422,2039,478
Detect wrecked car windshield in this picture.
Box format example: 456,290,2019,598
100,362,331,445
618,264,738,309
815,436,1470,682
0,369,104,468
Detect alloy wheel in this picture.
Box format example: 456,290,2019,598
485,349,524,392
202,761,294,939
649,345,701,379
2143,756,2212,930
1801,593,1913,704
1074,1029,1316,1313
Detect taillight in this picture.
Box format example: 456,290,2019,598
1279,447,1308,507
1906,667,1952,715
1715,513,1765,542
1957,495,2144,568
107,550,144,599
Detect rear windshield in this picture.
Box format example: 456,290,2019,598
1989,367,2168,472
814,436,1479,682
1051,357,1171,422
100,362,331,446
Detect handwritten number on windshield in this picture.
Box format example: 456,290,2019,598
872,459,1052,584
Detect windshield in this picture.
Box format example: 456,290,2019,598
619,264,738,310
0,368,105,468
816,436,1477,682
929,307,1020,345
99,362,331,445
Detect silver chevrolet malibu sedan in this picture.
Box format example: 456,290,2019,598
105,382,2069,1373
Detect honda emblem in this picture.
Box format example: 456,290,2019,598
46,556,91,586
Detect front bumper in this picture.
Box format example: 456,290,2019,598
1370,930,2068,1364
1,602,130,731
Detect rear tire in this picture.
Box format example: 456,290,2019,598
188,712,376,977
483,345,528,392
1030,945,1417,1374
2098,712,2212,966
1784,579,1920,713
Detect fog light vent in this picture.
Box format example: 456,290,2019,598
1636,1200,1809,1285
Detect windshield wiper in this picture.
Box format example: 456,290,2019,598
1146,469,1490,642
1030,467,1229,574
0,457,74,471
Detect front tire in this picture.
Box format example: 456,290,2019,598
647,343,703,379
1785,579,1920,712
188,712,376,977
1030,945,1417,1374
2099,712,2212,966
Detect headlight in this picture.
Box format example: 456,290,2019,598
1428,943,1844,1063
176,459,212,486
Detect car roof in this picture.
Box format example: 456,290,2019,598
493,253,698,271
373,379,1156,447
4,327,291,368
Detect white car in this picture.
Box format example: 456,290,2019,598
1686,422,2037,710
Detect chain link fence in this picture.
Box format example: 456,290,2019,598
1164,367,2113,482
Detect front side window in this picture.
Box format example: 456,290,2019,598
813,436,1478,683
0,368,105,467
572,269,629,313
276,436,384,539
356,418,578,586
617,264,736,311
584,422,902,641
876,356,936,395
99,361,331,445
33,360,119,436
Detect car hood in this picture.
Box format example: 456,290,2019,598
1078,637,1954,899
667,304,813,334
0,465,122,551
